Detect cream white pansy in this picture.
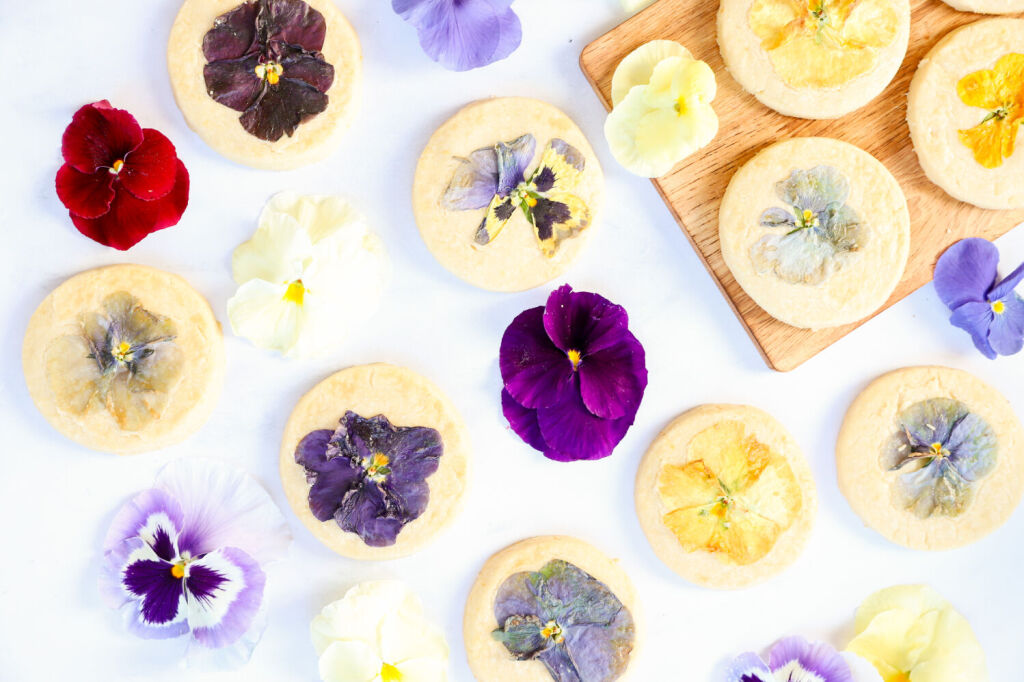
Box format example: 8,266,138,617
311,581,449,682
605,41,719,178
621,0,657,12
227,193,391,358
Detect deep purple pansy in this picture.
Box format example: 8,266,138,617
934,237,1024,359
392,0,522,72
295,411,443,547
726,636,882,682
500,284,647,462
100,459,291,666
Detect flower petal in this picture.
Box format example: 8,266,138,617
318,640,382,682
379,608,449,666
55,164,115,218
201,0,259,60
103,487,184,558
501,388,547,453
577,332,647,420
311,581,421,655
227,278,306,355
203,55,264,112
123,556,186,627
186,546,266,650
61,100,143,173
307,456,363,521
605,84,676,178
987,294,1024,356
769,636,853,682
725,652,773,682
232,211,312,284
264,0,328,50
543,285,631,356
988,260,1024,302
611,40,692,107
337,484,405,547
949,301,998,359
536,390,635,461
500,306,576,410
442,146,500,210
238,76,329,142
295,428,335,471
119,129,179,201
934,238,999,310
394,0,521,71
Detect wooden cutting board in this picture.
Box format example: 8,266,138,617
580,0,1024,371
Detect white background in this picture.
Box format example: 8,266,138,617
1,1,1022,680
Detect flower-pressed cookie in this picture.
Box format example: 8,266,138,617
719,137,909,330
168,0,361,169
280,364,470,559
414,98,604,292
837,366,1024,550
464,536,640,682
23,264,224,454
635,404,816,589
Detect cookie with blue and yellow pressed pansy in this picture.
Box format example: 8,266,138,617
413,98,604,292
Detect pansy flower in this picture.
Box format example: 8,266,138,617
751,165,865,285
956,53,1024,169
203,0,335,141
728,636,882,682
934,237,1024,359
392,0,522,72
55,101,189,250
296,411,443,547
100,458,291,666
443,134,591,257
492,559,634,682
500,285,647,462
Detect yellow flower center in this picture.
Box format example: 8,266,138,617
111,340,133,363
889,673,911,682
380,663,403,682
567,349,583,370
363,452,390,481
254,61,284,85
992,299,1006,315
930,442,947,457
801,208,819,228
540,620,565,643
283,280,305,305
170,563,186,579
109,159,125,174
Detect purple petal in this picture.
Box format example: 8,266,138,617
564,618,634,682
336,484,404,547
536,390,635,462
577,333,646,420
543,285,630,356
950,301,998,359
278,43,335,91
103,487,184,556
484,1,521,64
102,537,189,641
123,558,186,626
393,0,522,71
442,146,500,210
307,457,362,521
537,645,584,681
263,0,328,50
934,238,999,310
988,295,1024,356
989,261,1024,302
500,306,577,410
187,547,266,649
501,388,547,453
238,77,329,142
726,652,774,682
203,56,264,112
295,429,335,471
496,134,535,196
768,636,852,682
493,571,544,625
202,1,259,61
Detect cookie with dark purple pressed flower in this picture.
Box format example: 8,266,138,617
22,264,224,454
837,366,1024,550
464,536,641,682
168,0,361,170
279,363,470,559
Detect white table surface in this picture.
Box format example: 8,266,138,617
2,1,1022,680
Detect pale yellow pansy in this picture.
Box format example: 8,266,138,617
846,585,988,682
227,192,390,359
605,47,719,178
611,40,693,107
621,0,658,16
311,581,449,682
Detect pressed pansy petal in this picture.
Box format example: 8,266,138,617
934,238,999,309
442,146,501,211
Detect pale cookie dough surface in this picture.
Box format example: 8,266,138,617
717,0,910,119
908,18,1024,210
837,366,1024,551
940,0,1024,15
464,536,641,682
22,264,224,455
635,404,816,589
413,98,604,292
279,363,470,560
168,0,362,170
720,137,910,330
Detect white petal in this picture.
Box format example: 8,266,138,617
611,40,691,107
261,192,369,245
604,86,676,178
318,640,383,682
842,651,885,682
378,610,449,666
227,279,306,356
311,581,423,656
396,657,449,682
232,211,311,285
621,0,657,12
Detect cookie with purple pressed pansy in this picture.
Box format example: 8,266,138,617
464,536,641,682
168,0,361,170
837,366,1024,550
279,363,470,559
22,264,224,454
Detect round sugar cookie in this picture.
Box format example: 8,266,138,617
413,97,604,292
837,366,1024,551
717,0,910,119
464,536,641,681
940,0,1024,15
908,18,1024,210
719,137,910,330
635,405,816,589
168,0,361,170
280,363,470,560
23,265,224,455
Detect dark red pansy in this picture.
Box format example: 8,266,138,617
55,101,189,250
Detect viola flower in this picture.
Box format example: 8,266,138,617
492,559,634,682
881,398,996,519
203,0,335,141
500,285,647,462
55,101,189,250
295,411,443,547
751,166,865,285
392,0,522,72
311,581,449,682
46,291,184,431
846,585,988,682
956,53,1024,169
934,237,1024,359
100,458,291,666
227,192,391,358
727,636,882,682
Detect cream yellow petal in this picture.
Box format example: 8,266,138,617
261,192,369,244
611,40,692,107
673,59,717,104
847,608,926,680
395,657,449,682
232,211,311,285
605,86,677,177
621,0,657,13
842,0,900,50
644,56,688,109
226,279,305,356
378,610,449,667
853,585,950,632
318,640,383,682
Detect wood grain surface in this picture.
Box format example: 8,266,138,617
580,0,1024,371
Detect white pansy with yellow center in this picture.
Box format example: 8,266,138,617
227,192,391,358
312,581,449,682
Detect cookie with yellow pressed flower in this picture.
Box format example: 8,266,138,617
717,0,910,119
908,18,1024,210
635,404,816,589
22,265,224,454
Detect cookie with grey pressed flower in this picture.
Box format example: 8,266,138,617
168,0,362,170
280,363,470,560
413,97,604,292
23,264,224,454
837,366,1024,550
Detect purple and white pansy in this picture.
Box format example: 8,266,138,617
100,458,291,666
726,637,882,682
